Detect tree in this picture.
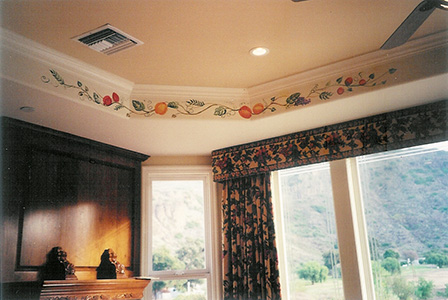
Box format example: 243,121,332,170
152,247,185,293
424,251,448,268
389,276,415,300
414,278,434,300
322,250,340,271
383,249,399,260
402,250,418,263
381,257,401,274
176,239,205,270
297,261,328,285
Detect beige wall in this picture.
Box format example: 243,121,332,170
142,155,211,166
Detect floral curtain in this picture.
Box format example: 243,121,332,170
222,173,281,300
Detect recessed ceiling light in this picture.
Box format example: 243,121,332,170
20,106,35,113
250,47,269,56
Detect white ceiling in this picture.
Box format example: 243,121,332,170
1,0,448,157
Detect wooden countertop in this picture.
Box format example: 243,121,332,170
39,278,152,300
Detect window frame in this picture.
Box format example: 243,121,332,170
273,142,448,300
141,165,222,300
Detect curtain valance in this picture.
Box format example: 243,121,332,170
212,100,447,182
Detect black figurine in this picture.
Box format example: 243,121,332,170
97,249,118,279
41,246,77,281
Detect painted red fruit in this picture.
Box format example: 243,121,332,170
103,95,113,106
239,105,252,119
345,77,353,86
112,92,120,102
359,79,367,86
252,103,264,115
337,87,345,95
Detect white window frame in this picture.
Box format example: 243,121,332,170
272,159,376,300
273,142,448,300
141,165,222,300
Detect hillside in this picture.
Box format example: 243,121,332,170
279,145,448,267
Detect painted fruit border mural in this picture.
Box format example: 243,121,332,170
41,68,397,119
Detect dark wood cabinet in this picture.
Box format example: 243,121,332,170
1,117,149,283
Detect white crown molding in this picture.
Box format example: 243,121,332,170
248,30,448,100
0,27,135,94
132,84,249,103
1,26,446,105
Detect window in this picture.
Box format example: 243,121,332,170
357,141,448,300
273,141,448,300
141,166,221,300
273,163,344,300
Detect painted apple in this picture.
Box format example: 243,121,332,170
337,87,345,95
103,95,113,106
239,105,252,119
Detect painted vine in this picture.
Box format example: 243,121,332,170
41,68,397,119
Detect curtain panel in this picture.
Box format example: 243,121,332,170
222,173,281,300
212,100,447,182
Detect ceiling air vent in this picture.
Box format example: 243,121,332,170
72,24,143,55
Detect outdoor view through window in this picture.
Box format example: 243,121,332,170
150,180,208,300
357,141,448,300
277,163,344,300
275,141,448,300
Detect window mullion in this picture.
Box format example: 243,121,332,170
329,159,370,300
345,158,376,300
270,172,290,300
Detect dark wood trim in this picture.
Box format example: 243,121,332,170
2,117,150,281
1,117,150,163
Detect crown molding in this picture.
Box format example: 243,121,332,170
0,27,135,94
1,26,446,105
132,84,249,103
248,30,448,100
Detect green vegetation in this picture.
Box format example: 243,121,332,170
389,276,415,300
423,251,448,268
382,257,401,274
297,261,329,285
280,145,448,299
415,278,434,300
384,249,400,260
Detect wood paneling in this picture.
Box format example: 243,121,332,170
1,117,149,282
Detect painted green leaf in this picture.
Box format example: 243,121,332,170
389,68,397,74
369,73,375,79
78,92,83,97
187,99,205,106
286,92,301,105
77,81,82,87
271,97,276,102
214,106,227,116
132,100,145,111
168,101,178,109
187,99,205,107
336,77,343,84
50,69,64,85
319,91,333,100
93,93,100,104
114,104,124,111
382,80,387,85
